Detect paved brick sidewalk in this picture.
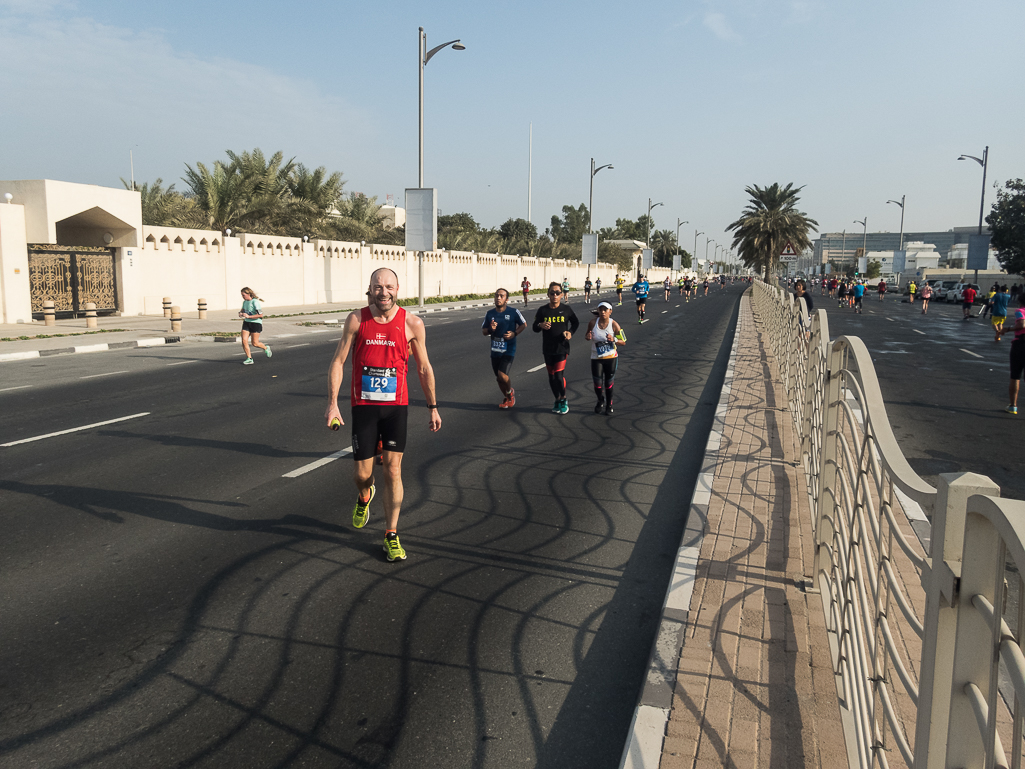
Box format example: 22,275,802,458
660,297,848,768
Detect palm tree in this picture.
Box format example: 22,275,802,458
281,164,345,237
328,192,386,243
726,183,818,281
650,229,678,267
121,177,195,226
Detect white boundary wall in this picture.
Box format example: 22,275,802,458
120,225,647,316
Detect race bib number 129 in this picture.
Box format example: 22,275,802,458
361,366,397,401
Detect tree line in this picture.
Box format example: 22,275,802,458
129,147,695,271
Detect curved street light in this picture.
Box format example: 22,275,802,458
676,219,689,273
589,159,613,234
646,199,663,248
694,230,703,273
958,146,989,237
886,196,905,252
853,218,867,273
418,27,465,308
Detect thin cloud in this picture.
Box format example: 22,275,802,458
0,4,375,186
703,11,741,42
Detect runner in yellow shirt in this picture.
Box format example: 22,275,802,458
614,273,626,306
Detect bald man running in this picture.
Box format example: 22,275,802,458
325,268,442,562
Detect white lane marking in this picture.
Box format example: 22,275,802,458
288,343,310,348
167,360,199,366
675,304,680,307
276,333,298,338
913,329,925,335
0,385,32,392
662,310,668,314
2,412,151,447
959,348,983,359
283,446,353,477
310,329,331,334
81,370,129,379
527,363,546,373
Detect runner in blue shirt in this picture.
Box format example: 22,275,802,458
632,275,650,323
853,280,866,314
482,288,527,408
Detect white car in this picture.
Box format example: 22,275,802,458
946,283,980,303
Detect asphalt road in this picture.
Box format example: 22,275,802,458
0,284,745,769
816,290,1023,502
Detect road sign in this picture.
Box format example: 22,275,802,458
780,242,798,257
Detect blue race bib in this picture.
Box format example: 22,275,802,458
361,366,397,402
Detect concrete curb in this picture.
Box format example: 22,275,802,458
0,336,182,363
618,294,744,769
183,335,240,343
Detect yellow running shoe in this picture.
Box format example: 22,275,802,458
383,532,407,562
352,485,375,528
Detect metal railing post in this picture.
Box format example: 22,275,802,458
913,472,1000,769
814,342,844,593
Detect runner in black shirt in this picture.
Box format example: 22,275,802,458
533,282,580,414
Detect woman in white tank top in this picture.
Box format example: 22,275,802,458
585,301,626,415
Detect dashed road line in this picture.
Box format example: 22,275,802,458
527,363,546,373
2,412,150,447
913,329,926,335
167,360,199,366
283,446,353,477
0,385,32,392
886,317,895,322
959,348,983,359
662,310,668,314
288,343,311,348
81,370,129,379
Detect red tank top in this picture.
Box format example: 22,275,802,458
351,306,409,406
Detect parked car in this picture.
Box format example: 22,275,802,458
934,280,959,299
946,283,981,303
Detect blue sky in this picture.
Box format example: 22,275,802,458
2,0,1023,248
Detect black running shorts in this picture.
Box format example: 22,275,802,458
491,354,514,375
1012,338,1025,381
351,405,408,460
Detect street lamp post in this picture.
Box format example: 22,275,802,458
840,230,847,273
958,145,989,284
886,195,905,251
853,218,867,275
588,158,613,280
675,218,689,276
705,238,712,273
694,230,703,275
886,195,905,286
643,198,663,279
418,27,465,307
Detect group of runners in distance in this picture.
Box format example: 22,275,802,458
318,267,740,563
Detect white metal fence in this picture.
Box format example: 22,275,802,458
752,280,1025,769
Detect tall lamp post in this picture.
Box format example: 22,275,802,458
694,230,703,274
853,218,867,275
588,158,613,280
675,218,689,276
706,238,713,274
886,195,905,287
644,198,663,278
418,27,465,307
958,145,989,284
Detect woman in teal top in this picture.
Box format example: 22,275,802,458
239,286,271,365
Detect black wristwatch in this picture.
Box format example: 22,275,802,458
427,404,438,409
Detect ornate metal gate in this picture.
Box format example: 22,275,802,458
28,244,118,317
